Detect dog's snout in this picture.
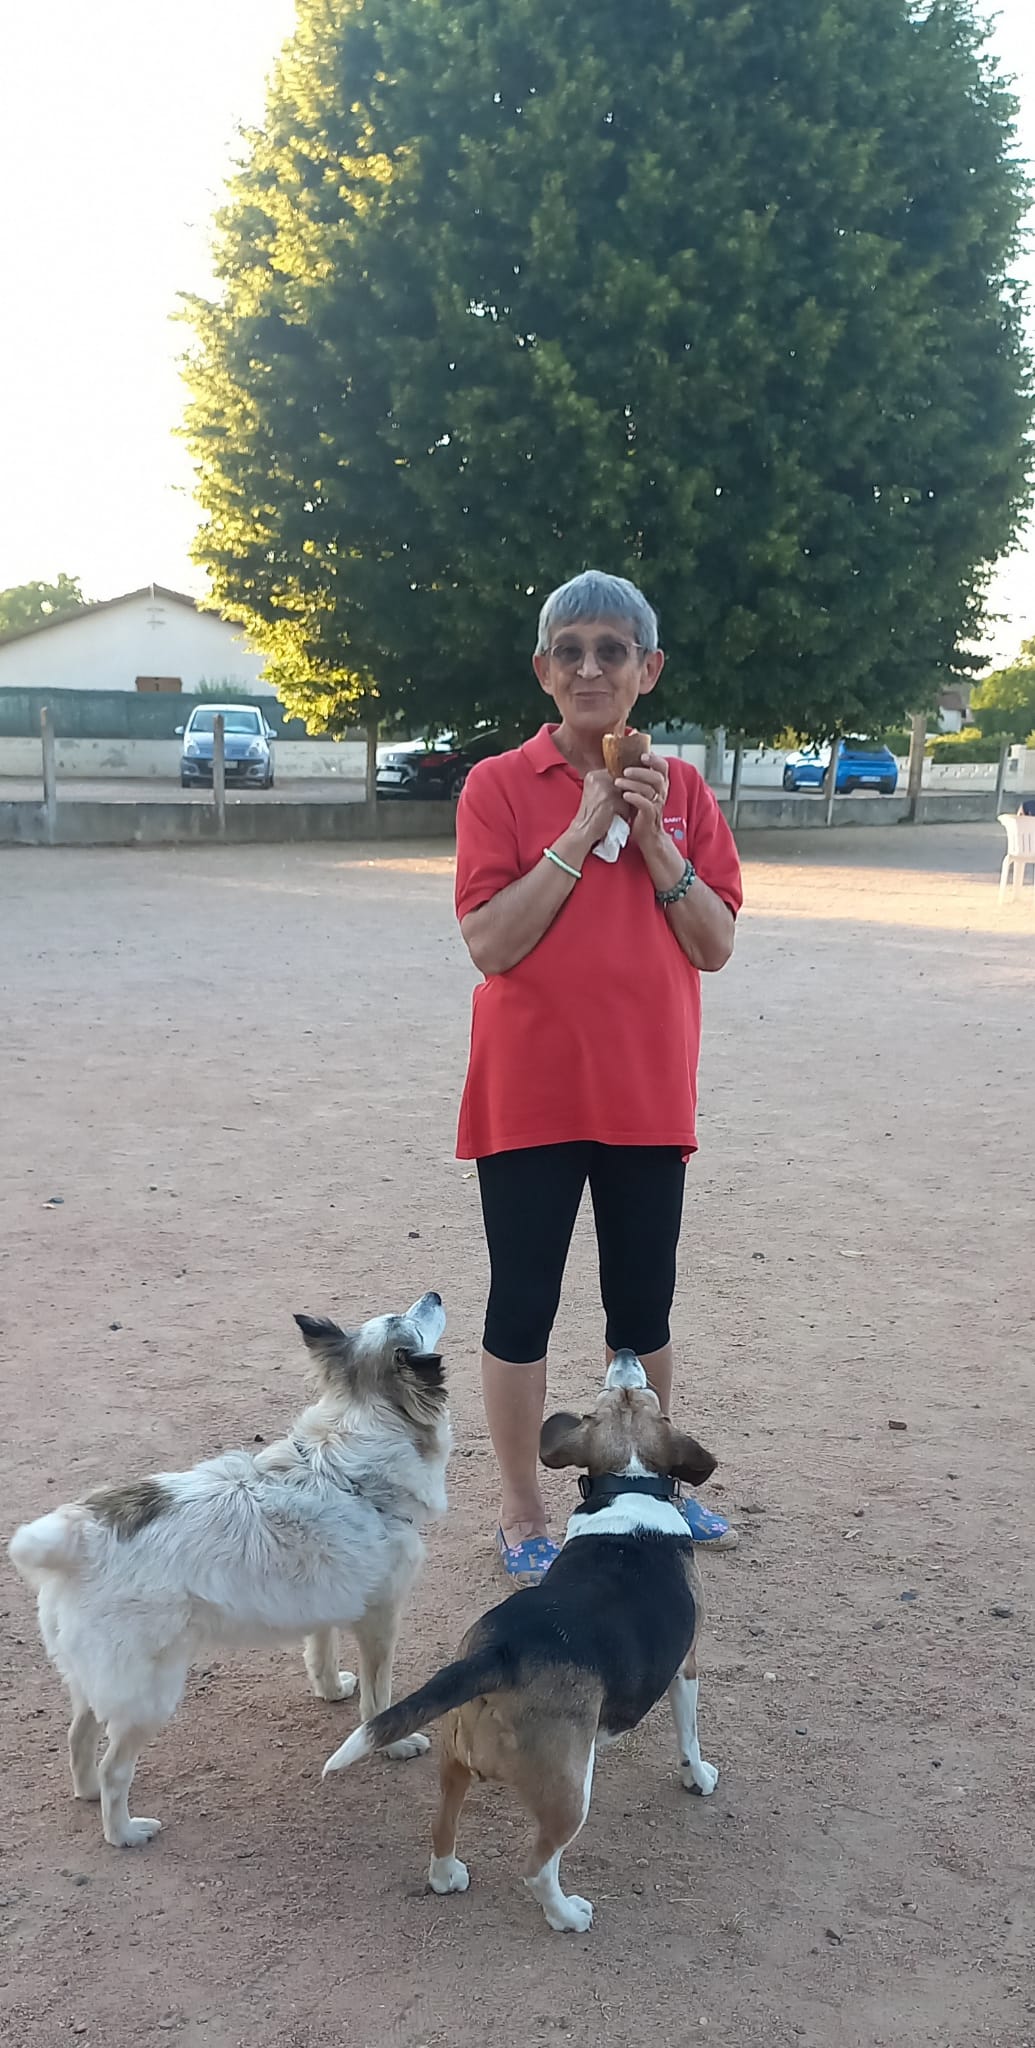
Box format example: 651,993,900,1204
407,1292,447,1349
605,1352,648,1391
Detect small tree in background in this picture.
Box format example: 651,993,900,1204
968,638,1035,743
183,0,1034,747
0,575,88,639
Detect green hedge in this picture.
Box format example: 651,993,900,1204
0,686,311,741
926,730,1004,763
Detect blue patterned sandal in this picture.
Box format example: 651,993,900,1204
680,1498,739,1548
496,1528,560,1580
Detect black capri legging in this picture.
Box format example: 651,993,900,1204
477,1142,686,1364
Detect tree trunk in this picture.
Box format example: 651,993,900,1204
906,712,926,821
705,726,726,787
823,736,839,825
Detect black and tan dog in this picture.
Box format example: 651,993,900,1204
322,1352,719,1932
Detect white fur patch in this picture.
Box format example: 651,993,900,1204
323,1723,375,1775
563,1493,688,1544
429,1852,470,1895
668,1673,719,1795
605,1354,648,1391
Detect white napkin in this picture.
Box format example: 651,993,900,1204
592,816,630,864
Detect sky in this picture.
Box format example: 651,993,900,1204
0,0,1033,664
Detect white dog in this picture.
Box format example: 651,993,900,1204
9,1292,449,1847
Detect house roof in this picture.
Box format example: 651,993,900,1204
0,584,204,650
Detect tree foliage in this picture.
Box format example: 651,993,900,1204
183,0,1034,743
0,575,88,640
968,637,1035,742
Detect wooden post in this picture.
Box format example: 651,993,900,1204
365,712,380,810
212,714,226,835
906,713,926,822
40,705,57,844
994,737,1010,815
823,737,839,826
728,737,744,829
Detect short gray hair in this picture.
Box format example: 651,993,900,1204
535,571,659,655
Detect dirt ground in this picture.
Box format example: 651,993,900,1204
1,823,1032,2048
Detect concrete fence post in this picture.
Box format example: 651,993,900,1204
994,738,1010,815
40,706,57,845
728,738,744,829
213,715,226,836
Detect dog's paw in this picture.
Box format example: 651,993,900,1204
681,1758,719,1797
546,1894,594,1934
107,1817,162,1848
313,1669,358,1703
428,1854,470,1895
385,1733,431,1761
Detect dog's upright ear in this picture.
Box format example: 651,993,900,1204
662,1426,717,1488
539,1411,593,1470
294,1314,355,1389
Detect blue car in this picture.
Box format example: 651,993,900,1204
783,738,898,795
177,705,276,789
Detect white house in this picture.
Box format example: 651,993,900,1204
0,585,275,696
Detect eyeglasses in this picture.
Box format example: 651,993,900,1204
547,637,643,671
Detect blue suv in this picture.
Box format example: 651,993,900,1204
783,739,898,795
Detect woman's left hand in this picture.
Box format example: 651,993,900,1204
616,749,670,851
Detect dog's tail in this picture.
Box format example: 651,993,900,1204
322,1644,510,1776
9,1509,90,1585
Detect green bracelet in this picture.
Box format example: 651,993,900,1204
543,845,582,881
655,859,696,906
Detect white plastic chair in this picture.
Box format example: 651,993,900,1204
998,811,1035,902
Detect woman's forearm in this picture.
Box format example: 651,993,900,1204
640,833,736,972
460,821,595,975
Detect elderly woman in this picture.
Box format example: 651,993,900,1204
455,571,743,1576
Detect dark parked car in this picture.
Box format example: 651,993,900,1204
376,729,505,801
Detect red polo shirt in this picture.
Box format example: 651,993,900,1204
455,725,742,1159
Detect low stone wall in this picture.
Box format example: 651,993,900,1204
0,797,456,848
729,790,1002,829
1,787,1013,848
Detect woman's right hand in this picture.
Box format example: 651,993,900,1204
568,769,626,850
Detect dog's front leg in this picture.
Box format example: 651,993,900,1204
668,1651,719,1796
303,1629,357,1704
352,1605,429,1760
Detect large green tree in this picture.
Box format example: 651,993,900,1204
183,0,1033,744
0,575,88,640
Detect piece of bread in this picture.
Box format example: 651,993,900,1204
602,728,651,778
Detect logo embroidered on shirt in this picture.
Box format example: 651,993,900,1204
663,816,686,842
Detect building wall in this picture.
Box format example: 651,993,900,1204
0,593,273,695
